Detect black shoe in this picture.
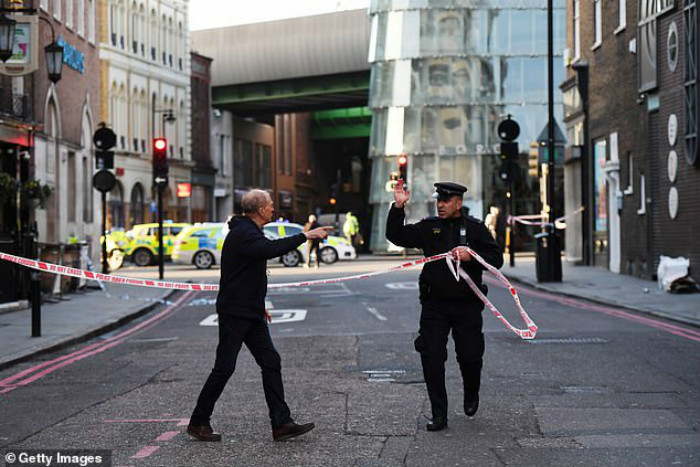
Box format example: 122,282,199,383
187,424,222,442
272,422,315,441
464,396,479,417
426,416,448,432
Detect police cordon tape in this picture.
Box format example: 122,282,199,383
0,250,537,340
509,206,585,230
446,249,537,340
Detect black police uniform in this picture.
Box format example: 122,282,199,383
386,182,503,425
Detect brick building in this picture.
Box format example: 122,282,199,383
562,0,699,282
190,52,214,222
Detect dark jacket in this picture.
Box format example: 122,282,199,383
216,216,306,319
386,204,503,300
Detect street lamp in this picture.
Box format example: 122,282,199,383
0,4,64,82
44,39,63,83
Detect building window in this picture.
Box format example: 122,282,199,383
683,0,698,166
256,144,272,188
617,0,626,32
88,0,95,43
638,0,660,92
67,152,76,223
77,0,85,36
667,21,679,72
53,0,61,20
593,138,608,232
573,0,581,59
66,0,73,28
82,155,92,223
593,0,602,47
130,183,145,225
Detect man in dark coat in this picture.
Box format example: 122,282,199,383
386,180,503,431
188,189,331,442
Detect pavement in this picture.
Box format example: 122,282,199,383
0,253,697,370
501,254,700,327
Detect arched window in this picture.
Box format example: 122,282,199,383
161,14,167,64
130,183,145,226
150,9,157,61
179,99,184,158
151,92,158,141
130,2,138,52
108,181,124,229
81,110,93,222
140,89,147,152
109,1,118,45
131,87,139,151
139,4,146,56
118,84,127,149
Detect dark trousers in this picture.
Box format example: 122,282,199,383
190,314,293,428
417,298,485,419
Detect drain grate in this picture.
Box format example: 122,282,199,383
527,337,609,345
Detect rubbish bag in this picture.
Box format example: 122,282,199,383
657,256,700,293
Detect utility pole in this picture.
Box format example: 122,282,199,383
547,0,562,280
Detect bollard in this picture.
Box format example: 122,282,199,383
30,270,41,337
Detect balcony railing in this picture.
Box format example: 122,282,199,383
0,89,31,121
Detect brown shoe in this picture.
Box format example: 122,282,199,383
187,424,222,442
272,422,315,441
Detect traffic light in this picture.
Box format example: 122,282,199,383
498,142,519,185
398,155,408,182
152,138,168,184
528,142,539,178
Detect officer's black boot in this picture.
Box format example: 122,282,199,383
461,361,482,417
426,415,448,431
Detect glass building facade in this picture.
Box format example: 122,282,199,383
367,0,566,251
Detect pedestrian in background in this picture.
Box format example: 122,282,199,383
303,214,322,268
386,180,503,432
343,211,360,249
187,189,332,442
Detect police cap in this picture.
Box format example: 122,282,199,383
432,181,468,200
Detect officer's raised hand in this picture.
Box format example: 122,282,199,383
394,180,411,208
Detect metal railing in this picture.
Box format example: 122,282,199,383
0,89,31,121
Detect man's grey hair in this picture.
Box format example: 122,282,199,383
242,189,271,214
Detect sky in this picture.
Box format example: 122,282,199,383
189,0,369,31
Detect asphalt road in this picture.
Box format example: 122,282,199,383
1,259,698,467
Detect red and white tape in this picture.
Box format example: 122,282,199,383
446,250,538,339
0,250,537,339
509,206,585,230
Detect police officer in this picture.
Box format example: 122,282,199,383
386,180,503,431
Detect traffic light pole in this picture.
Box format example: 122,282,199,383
546,0,562,281
102,191,108,274
157,184,164,280
508,179,515,267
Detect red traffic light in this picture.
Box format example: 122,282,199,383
398,155,407,166
154,138,167,151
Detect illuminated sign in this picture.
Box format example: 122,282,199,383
0,14,38,76
177,182,191,198
57,36,85,73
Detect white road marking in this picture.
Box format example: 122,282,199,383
365,305,388,322
199,309,308,326
362,369,406,382
385,282,418,290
